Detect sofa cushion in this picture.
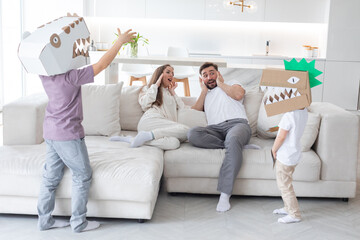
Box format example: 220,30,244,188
164,138,321,182
0,136,163,202
301,112,321,151
256,98,283,139
120,86,144,131
243,87,264,136
82,83,123,136
178,109,207,128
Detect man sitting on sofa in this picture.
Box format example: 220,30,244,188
188,62,251,212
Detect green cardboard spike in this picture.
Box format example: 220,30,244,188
284,58,323,88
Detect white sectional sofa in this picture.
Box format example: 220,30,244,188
0,83,358,222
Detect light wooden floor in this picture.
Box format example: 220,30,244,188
1,113,360,240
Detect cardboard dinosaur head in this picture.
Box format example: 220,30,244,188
260,69,311,117
18,13,90,76
259,58,323,117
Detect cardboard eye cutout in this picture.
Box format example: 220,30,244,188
50,34,61,48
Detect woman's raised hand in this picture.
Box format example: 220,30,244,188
156,73,163,87
168,81,178,96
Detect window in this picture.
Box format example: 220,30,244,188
1,0,22,107
0,0,83,109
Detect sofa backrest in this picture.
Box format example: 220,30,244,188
119,85,264,136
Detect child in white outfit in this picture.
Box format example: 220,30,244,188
272,108,308,223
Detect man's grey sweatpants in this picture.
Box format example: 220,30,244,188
187,118,251,195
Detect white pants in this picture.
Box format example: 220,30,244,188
138,115,189,143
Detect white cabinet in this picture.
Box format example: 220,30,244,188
95,0,146,18
146,0,205,20
326,0,360,61
264,0,330,23
322,0,360,110
323,61,360,110
205,0,265,22
88,0,330,23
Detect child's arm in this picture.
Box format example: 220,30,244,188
92,28,136,76
271,128,288,159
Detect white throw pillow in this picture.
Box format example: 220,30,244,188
243,87,264,137
257,97,283,139
178,109,207,128
301,112,321,151
82,82,123,136
120,86,144,131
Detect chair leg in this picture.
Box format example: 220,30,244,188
174,78,190,96
183,78,190,97
129,76,147,86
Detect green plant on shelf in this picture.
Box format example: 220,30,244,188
114,32,149,57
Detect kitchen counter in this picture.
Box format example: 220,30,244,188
89,51,325,84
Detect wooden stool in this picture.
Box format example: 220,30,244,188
174,77,190,96
129,76,147,86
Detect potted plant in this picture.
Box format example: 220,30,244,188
114,32,149,57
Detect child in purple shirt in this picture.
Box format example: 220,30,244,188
35,28,135,232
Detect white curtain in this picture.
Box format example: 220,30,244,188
0,0,22,106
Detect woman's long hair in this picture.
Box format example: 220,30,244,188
146,64,171,107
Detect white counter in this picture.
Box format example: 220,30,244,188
89,51,325,84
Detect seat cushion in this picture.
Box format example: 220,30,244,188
0,135,163,203
164,137,321,182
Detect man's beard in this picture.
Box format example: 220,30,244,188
205,79,217,89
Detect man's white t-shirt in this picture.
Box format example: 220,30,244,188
276,109,308,166
204,83,248,125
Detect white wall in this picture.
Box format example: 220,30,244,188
85,17,327,58
0,0,3,110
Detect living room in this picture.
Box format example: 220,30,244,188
1,0,360,239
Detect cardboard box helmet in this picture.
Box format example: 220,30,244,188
18,13,90,76
260,69,311,117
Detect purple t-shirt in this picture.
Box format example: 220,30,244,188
40,65,94,141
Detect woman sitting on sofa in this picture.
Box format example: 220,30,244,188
111,64,190,150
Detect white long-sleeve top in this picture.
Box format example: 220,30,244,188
139,84,187,122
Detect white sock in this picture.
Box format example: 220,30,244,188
273,207,288,215
109,135,134,143
49,220,70,229
81,221,100,232
244,144,261,149
278,215,301,224
130,131,154,148
216,192,231,212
